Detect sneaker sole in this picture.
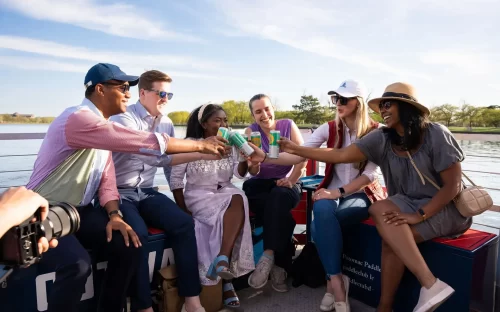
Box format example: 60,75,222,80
271,283,289,293
248,274,268,289
414,286,455,312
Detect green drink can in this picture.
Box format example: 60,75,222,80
229,132,255,156
269,130,280,158
217,127,230,143
250,132,262,149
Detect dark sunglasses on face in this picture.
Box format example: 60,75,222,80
332,95,356,106
379,100,395,111
102,82,130,93
148,89,173,100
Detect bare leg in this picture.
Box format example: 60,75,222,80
369,200,436,289
219,194,245,258
184,296,202,312
377,227,424,312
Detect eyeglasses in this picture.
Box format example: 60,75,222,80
148,89,173,100
379,100,394,111
102,82,130,94
331,95,356,106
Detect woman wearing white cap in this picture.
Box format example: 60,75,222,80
252,82,471,312
245,80,386,312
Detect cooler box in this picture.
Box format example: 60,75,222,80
342,219,498,312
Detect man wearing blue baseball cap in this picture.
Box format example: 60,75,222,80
18,63,225,312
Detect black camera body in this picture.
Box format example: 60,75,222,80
0,202,80,267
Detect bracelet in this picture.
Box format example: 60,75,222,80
262,153,267,163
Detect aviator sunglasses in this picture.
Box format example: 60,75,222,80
148,89,174,100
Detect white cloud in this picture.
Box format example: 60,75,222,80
420,50,497,75
0,0,202,42
212,0,432,81
0,55,257,83
0,35,220,71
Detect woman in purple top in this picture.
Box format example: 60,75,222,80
240,94,308,292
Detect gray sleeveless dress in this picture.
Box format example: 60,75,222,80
354,122,472,241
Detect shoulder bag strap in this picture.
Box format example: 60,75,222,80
406,151,474,189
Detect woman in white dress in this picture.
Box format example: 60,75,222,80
170,103,255,308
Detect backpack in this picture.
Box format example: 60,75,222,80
290,242,326,288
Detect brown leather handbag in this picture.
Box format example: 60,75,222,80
407,151,493,217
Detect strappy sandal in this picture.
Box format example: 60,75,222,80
223,282,241,308
206,255,234,280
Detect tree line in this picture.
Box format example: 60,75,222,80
0,114,55,124
168,97,500,129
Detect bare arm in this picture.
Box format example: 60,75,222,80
170,163,190,214
342,175,372,195
172,189,189,215
243,128,261,176
284,122,307,183
420,162,462,218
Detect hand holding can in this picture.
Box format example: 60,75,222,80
229,132,255,156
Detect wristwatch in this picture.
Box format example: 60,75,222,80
108,209,123,219
338,187,346,199
418,208,427,221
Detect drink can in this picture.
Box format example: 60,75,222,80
229,132,255,156
250,132,262,148
235,146,246,162
217,127,230,144
269,130,280,158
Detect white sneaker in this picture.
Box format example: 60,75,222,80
413,279,454,312
319,293,335,311
319,275,350,312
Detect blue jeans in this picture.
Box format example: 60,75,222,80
311,192,371,278
119,188,201,310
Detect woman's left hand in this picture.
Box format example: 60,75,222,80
383,211,422,225
276,178,294,188
312,188,341,201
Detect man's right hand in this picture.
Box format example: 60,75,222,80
199,136,231,157
106,216,142,248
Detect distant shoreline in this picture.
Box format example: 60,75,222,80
2,122,500,134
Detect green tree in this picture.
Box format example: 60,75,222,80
168,111,190,124
369,112,383,123
275,110,297,120
481,108,500,127
292,95,323,124
430,104,457,127
222,100,252,125
456,104,481,129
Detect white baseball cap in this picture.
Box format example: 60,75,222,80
327,79,368,99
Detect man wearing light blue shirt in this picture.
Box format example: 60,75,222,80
110,70,211,312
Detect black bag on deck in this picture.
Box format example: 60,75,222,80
290,242,326,288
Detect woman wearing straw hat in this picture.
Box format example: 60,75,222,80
246,80,387,312
247,82,472,312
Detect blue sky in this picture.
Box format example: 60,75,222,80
0,0,499,117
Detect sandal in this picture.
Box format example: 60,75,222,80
223,282,240,308
206,255,234,280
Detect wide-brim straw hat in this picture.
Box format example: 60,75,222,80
367,82,431,117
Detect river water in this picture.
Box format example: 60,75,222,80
2,124,500,203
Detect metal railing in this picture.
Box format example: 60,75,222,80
2,132,500,192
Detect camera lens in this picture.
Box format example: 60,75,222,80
40,202,80,241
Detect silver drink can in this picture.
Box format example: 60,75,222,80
268,130,280,158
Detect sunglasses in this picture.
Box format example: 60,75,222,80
379,100,395,111
148,89,173,100
102,82,130,94
331,95,356,106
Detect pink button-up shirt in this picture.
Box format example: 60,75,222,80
27,99,170,206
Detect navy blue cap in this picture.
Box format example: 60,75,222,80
84,63,139,89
